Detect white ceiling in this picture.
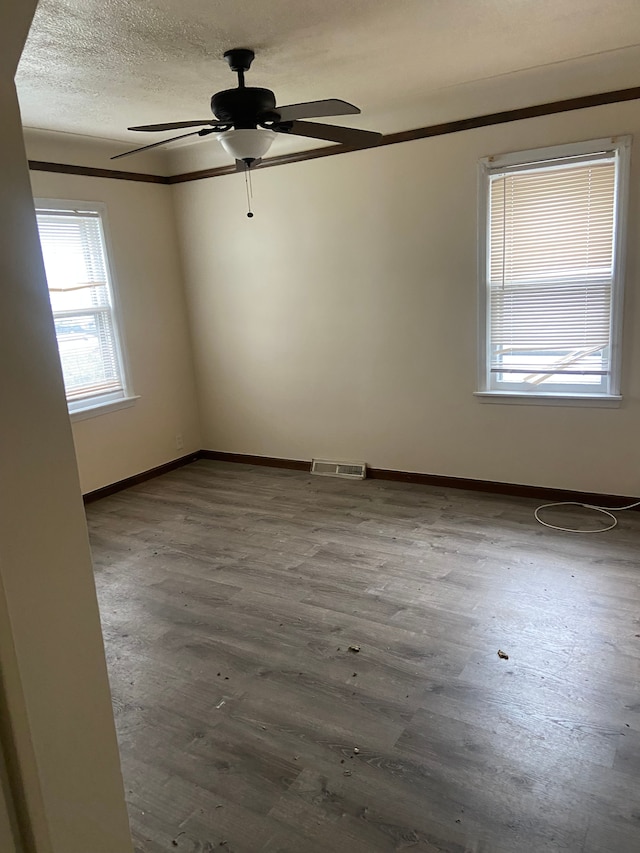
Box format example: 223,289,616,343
16,0,640,171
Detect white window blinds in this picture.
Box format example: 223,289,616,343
482,139,627,396
36,207,127,406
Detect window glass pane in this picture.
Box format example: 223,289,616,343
54,313,122,399
489,161,615,286
37,213,107,285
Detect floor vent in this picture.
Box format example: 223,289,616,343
311,459,367,480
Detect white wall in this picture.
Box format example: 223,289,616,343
29,168,201,494
173,101,640,496
0,2,133,849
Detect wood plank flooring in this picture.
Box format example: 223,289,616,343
87,460,640,853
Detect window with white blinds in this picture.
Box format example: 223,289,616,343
479,137,630,398
35,201,130,413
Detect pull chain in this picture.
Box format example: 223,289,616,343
245,168,253,218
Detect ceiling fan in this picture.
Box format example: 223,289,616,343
112,48,382,168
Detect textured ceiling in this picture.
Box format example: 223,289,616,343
16,0,640,169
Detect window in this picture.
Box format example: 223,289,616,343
478,137,630,400
35,200,134,417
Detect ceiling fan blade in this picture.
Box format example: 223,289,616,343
111,130,205,160
276,120,381,147
112,126,221,161
128,120,219,132
274,99,360,122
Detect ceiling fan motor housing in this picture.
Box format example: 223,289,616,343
211,88,278,128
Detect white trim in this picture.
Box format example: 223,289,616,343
69,395,140,422
608,136,631,396
476,136,631,399
477,157,491,392
96,200,134,398
479,136,626,170
474,391,622,408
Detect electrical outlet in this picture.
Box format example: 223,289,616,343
175,433,184,450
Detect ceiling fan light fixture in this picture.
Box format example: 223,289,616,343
216,128,276,163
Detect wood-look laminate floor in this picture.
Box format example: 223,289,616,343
87,460,640,853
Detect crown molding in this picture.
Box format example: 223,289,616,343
28,159,169,183
29,85,640,186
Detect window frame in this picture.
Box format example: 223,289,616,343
34,198,137,420
476,136,631,405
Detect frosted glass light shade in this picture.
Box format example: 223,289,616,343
216,129,276,161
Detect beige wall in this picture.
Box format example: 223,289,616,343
0,738,20,853
0,2,133,849
173,101,640,496
29,169,202,494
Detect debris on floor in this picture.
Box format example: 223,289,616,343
353,747,360,754
343,770,352,776
497,649,509,660
348,645,361,653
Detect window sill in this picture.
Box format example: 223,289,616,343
69,395,140,422
474,391,622,408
